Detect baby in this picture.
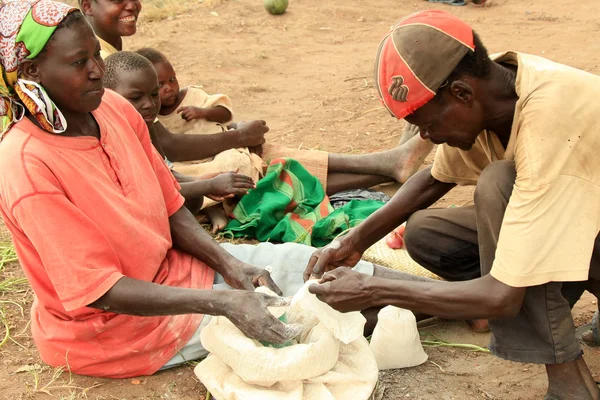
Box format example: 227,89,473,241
103,51,255,231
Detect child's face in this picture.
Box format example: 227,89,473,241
153,60,180,108
113,67,161,129
83,0,141,38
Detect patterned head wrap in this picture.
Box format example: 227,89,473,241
0,0,76,139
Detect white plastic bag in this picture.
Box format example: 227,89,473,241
369,306,428,370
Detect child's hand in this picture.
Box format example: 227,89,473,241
249,145,263,158
206,170,255,201
237,120,269,147
177,106,207,121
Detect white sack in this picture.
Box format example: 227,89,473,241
290,280,366,344
195,333,377,400
195,285,378,400
199,316,339,386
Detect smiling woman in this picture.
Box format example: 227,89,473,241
79,0,141,58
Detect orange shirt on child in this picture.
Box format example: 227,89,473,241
0,89,214,378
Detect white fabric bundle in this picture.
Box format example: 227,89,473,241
194,284,378,400
369,306,428,370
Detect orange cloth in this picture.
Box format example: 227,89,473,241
0,90,214,378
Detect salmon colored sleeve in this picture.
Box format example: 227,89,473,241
11,193,125,311
114,90,185,216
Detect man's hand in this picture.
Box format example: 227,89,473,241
237,120,269,148
226,291,303,344
303,236,363,281
222,262,283,295
308,268,374,312
206,170,255,201
177,106,207,121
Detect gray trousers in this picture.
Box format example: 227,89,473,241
404,161,600,364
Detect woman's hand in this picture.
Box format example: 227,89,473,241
226,291,303,344
303,236,364,281
222,262,283,295
308,268,375,312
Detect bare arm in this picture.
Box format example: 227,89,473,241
154,121,243,162
88,206,299,343
310,268,526,320
178,105,232,124
178,174,254,200
305,166,455,279
89,276,229,316
168,206,241,273
351,165,455,252
88,276,299,344
203,106,233,124
154,120,268,162
148,123,167,159
178,180,213,199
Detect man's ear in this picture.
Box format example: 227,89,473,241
449,80,474,104
19,60,41,83
80,0,93,16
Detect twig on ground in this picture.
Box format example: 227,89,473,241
429,360,446,373
343,76,368,82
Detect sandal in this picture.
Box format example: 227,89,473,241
471,0,490,7
576,310,600,346
427,0,467,6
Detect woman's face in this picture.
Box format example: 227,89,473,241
26,18,105,115
82,0,142,39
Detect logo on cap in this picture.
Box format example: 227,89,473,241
388,75,409,102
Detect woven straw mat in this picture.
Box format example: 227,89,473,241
363,237,444,281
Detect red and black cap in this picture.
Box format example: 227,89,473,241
375,10,475,119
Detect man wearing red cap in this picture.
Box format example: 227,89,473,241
305,10,600,400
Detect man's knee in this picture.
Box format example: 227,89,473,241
474,161,516,209
404,210,435,258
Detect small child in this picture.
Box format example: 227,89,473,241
136,47,264,186
136,47,233,135
103,51,255,231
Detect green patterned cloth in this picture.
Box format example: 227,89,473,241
224,158,384,247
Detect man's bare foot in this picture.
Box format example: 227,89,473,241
545,356,600,400
466,319,490,333
398,122,420,146
392,124,435,183
204,205,229,233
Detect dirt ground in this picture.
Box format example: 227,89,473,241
2,0,600,398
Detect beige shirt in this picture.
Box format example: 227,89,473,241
98,36,118,60
431,52,600,287
158,86,233,136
